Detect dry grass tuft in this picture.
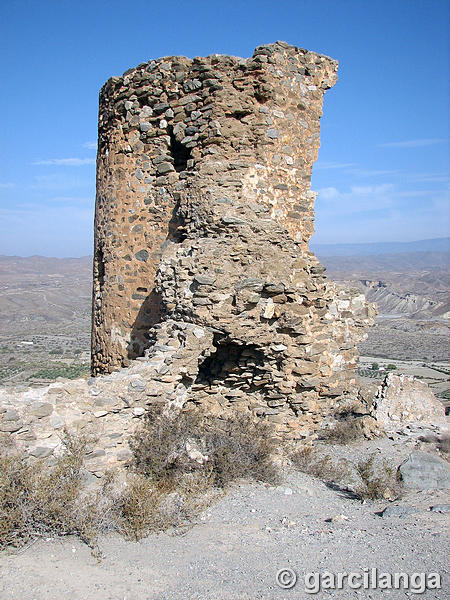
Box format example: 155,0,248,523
319,418,365,445
290,445,350,484
291,446,402,502
354,455,402,501
0,407,280,552
0,430,100,550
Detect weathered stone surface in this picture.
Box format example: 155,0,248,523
92,42,373,377
372,373,446,430
88,42,377,441
29,446,54,458
29,402,53,418
398,451,450,490
0,420,24,433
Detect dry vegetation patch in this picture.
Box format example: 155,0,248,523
0,407,280,552
291,445,402,501
130,406,280,488
0,431,102,550
319,418,366,445
354,455,402,501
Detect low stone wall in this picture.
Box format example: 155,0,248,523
1,368,447,478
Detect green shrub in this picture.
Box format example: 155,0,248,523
30,363,90,381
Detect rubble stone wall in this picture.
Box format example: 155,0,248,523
92,41,343,375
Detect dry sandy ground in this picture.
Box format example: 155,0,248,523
1,438,449,600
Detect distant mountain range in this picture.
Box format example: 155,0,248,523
319,251,449,273
311,237,450,257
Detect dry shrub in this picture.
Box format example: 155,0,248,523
109,471,214,541
320,418,365,445
291,446,402,502
354,455,402,501
0,434,209,551
112,474,170,540
419,432,450,460
290,445,350,484
0,430,101,550
0,408,280,551
437,434,450,458
130,406,280,488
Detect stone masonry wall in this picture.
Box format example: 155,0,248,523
92,41,342,375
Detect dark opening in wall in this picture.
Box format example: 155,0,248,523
96,247,105,291
195,338,267,391
168,126,191,172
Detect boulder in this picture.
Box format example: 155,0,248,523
398,451,450,490
372,373,446,430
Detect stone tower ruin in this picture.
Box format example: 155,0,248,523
92,42,376,436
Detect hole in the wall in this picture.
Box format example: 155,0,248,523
167,199,186,243
229,109,252,120
168,126,191,172
195,338,267,391
96,247,105,291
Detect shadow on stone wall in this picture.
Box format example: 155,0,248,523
127,202,184,362
127,289,163,360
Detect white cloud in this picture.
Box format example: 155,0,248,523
316,183,398,215
83,141,97,150
349,168,398,177
32,158,95,166
378,138,446,148
0,182,15,189
350,184,394,195
409,173,449,184
317,186,340,200
315,162,397,177
318,184,394,203
315,161,356,170
29,173,94,192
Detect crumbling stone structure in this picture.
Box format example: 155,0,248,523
4,43,448,473
92,41,377,437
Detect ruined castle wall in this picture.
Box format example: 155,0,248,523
92,42,339,375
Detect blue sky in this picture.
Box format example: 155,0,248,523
0,0,448,257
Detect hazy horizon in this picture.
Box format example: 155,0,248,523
1,236,449,261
